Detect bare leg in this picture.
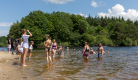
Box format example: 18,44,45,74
21,50,24,66
22,48,28,66
28,53,31,62
48,50,52,62
17,52,19,59
19,53,21,60
45,49,49,63
53,50,56,58
8,48,10,53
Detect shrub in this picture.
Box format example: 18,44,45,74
125,38,132,46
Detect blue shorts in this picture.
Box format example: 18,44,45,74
28,50,32,53
58,52,62,55
98,53,102,58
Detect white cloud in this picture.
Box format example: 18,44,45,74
75,12,88,18
91,1,97,8
91,1,106,8
0,22,13,27
98,4,138,21
0,30,9,37
43,0,74,4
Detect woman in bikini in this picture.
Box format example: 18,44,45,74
51,39,57,58
83,42,90,59
44,35,52,63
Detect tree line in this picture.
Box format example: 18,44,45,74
1,10,138,47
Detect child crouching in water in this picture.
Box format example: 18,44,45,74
28,41,34,62
16,40,23,59
58,46,65,57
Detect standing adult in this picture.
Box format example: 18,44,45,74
21,29,32,66
83,42,90,59
7,36,11,53
97,43,104,58
12,38,20,55
51,39,57,58
44,35,52,63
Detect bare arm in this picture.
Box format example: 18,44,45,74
27,30,32,37
16,45,20,50
83,46,86,54
13,41,15,46
56,43,57,50
51,43,53,49
101,47,103,54
44,41,47,47
9,40,11,44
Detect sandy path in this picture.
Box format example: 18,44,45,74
0,51,36,80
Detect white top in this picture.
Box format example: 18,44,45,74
22,35,29,43
22,35,29,48
29,45,33,49
18,42,23,52
20,42,23,48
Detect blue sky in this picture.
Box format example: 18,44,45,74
1,0,138,36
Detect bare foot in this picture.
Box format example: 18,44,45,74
22,65,27,66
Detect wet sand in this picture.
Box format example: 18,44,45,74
0,51,35,80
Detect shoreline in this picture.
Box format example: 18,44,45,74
0,51,36,80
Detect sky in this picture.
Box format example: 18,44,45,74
1,0,138,37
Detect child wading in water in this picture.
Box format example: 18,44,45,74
97,43,104,58
28,41,34,62
90,48,95,54
58,46,65,57
83,42,90,59
16,40,23,59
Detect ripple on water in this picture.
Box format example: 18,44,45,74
14,47,138,79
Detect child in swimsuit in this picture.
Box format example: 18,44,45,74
90,48,95,54
28,41,34,62
51,39,57,58
58,46,65,57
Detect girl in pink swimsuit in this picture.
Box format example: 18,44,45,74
51,39,57,58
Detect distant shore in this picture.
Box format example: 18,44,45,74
0,51,36,80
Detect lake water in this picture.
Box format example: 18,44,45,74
1,47,138,80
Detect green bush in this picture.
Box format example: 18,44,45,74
0,43,5,47
132,41,137,46
95,35,113,46
125,38,132,46
61,42,70,46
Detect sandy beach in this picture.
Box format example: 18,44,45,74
0,51,35,80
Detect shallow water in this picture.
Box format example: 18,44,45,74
1,47,138,80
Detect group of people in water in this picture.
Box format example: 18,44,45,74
7,29,109,66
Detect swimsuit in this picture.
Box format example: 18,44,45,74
45,41,51,51
83,46,89,56
98,53,102,58
52,43,56,50
46,47,50,51
98,47,102,58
